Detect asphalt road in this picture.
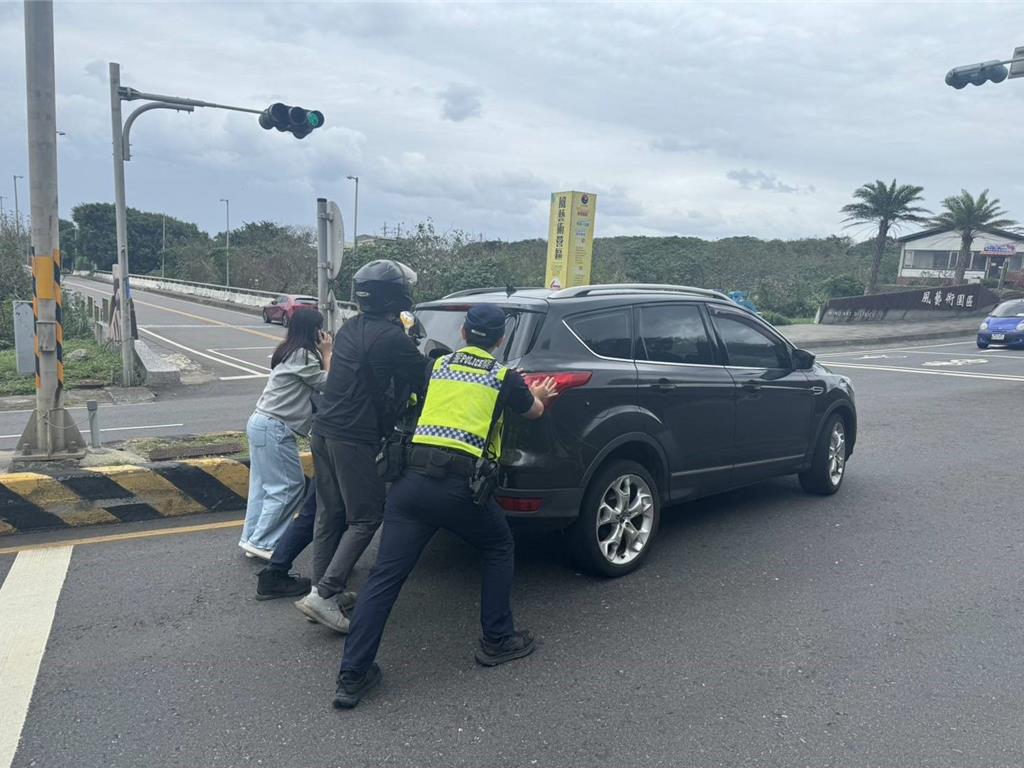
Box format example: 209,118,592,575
0,278,280,450
2,337,1023,767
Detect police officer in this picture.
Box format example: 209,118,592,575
332,303,558,708
296,259,428,632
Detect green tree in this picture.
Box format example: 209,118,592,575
0,213,33,348
224,221,318,293
72,203,207,274
840,179,929,294
931,189,1017,283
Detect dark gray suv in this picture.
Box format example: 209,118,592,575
415,284,857,577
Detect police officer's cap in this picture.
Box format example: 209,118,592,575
464,304,506,343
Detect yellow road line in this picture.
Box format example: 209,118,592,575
0,519,243,556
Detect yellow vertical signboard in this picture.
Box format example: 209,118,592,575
545,191,597,290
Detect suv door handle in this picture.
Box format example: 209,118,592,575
650,378,677,392
741,380,762,392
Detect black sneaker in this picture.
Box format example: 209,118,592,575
332,663,382,709
474,630,536,667
256,567,312,601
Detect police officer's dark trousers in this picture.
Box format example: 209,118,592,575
339,469,516,676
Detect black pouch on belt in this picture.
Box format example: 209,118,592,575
470,458,498,506
376,437,408,481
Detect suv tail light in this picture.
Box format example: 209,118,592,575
496,496,543,513
521,371,592,398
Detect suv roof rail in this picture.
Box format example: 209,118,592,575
441,287,511,299
549,283,733,302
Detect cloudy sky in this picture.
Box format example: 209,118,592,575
1,1,1022,244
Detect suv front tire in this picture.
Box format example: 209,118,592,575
798,413,848,495
567,459,661,577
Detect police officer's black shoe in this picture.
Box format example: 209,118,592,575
474,630,536,667
332,663,382,709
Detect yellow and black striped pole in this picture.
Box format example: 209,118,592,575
15,0,84,460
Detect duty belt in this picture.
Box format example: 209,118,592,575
407,445,477,478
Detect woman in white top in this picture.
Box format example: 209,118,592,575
239,309,331,560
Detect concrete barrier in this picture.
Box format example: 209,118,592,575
133,339,181,387
0,454,314,536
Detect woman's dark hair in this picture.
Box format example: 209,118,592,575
271,308,324,369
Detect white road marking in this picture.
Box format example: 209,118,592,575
143,324,269,330
820,360,1024,382
219,373,269,381
820,340,979,357
0,545,73,768
209,345,276,352
0,423,185,440
138,327,265,376
921,358,988,367
63,278,264,322
205,349,272,373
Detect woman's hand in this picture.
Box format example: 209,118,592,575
317,330,333,359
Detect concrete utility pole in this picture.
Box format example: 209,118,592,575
220,197,230,286
16,0,85,460
161,214,166,277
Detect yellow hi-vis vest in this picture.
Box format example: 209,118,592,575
412,346,509,459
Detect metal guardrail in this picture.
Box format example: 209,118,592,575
80,270,357,312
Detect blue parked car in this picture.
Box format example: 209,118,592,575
977,299,1024,349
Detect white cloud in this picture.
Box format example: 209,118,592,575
1,2,1022,244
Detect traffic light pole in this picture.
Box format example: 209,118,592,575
106,64,287,386
16,0,85,460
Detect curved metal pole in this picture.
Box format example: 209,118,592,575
122,102,194,161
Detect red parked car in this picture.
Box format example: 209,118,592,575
262,294,318,327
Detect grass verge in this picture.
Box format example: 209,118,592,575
0,339,122,396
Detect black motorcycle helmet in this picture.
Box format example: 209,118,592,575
352,259,418,314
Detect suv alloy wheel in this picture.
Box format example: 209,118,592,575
568,459,661,577
798,413,847,495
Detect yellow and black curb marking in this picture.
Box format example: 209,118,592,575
0,453,314,536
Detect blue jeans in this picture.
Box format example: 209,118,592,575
242,411,305,551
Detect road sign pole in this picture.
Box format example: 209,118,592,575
109,62,134,388
316,197,330,331
16,0,85,460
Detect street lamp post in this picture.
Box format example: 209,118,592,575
220,197,230,287
13,174,24,264
346,175,359,256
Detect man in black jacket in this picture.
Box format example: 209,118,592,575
295,260,428,632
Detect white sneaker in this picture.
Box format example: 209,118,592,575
294,588,350,633
239,541,273,561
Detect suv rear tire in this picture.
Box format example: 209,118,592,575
567,459,660,577
798,413,847,495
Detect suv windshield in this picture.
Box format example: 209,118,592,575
415,306,544,362
992,300,1024,317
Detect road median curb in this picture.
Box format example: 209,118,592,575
0,453,314,536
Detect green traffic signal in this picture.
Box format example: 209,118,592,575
258,103,325,138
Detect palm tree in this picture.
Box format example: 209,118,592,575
841,179,929,294
931,189,1017,284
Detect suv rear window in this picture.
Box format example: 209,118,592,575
566,309,632,359
415,306,543,362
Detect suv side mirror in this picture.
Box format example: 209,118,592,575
793,348,816,370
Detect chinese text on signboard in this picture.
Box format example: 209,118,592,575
545,191,597,290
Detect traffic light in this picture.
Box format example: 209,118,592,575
945,60,1009,89
258,103,325,138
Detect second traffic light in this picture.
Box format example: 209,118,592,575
945,60,1009,89
259,103,325,138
